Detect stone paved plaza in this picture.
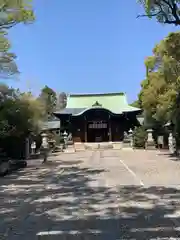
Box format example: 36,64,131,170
1,149,180,239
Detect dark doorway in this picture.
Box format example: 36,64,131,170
87,121,109,142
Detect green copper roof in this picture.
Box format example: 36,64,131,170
63,92,140,115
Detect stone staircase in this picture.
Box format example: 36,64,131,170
67,141,133,152
85,142,99,150
112,142,123,150
85,142,114,150
74,142,85,151
64,145,75,153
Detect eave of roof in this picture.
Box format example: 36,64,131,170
54,106,141,116
54,108,87,115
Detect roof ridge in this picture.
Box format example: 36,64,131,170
69,92,125,97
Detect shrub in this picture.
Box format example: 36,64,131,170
133,126,147,148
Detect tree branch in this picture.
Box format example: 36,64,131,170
164,18,180,25
171,2,180,23
161,0,173,9
157,0,180,25
137,12,160,18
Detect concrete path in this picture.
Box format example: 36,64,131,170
0,150,180,239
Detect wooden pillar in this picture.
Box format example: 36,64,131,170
84,116,87,142
25,137,30,160
109,115,112,142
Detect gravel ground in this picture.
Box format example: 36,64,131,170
0,149,180,239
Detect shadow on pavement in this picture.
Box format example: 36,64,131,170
0,158,180,239
157,151,180,162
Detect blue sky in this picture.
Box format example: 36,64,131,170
7,0,177,103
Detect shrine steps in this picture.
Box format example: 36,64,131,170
73,142,126,151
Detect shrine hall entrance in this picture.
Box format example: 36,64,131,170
87,121,109,142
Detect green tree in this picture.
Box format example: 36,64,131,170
0,32,18,78
136,31,180,137
0,0,34,30
0,0,34,78
38,86,57,120
130,100,141,108
20,91,46,128
137,0,180,25
0,84,44,158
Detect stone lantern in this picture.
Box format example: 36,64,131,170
41,133,48,148
123,129,133,149
62,130,68,149
31,141,36,155
164,121,176,153
146,129,155,149
41,132,49,163
168,132,176,155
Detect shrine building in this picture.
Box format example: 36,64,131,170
54,92,142,142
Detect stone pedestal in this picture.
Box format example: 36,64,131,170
146,129,156,150
99,142,113,149
113,142,123,149
74,142,85,151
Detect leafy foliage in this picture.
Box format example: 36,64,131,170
133,126,147,148
138,0,180,25
137,32,180,126
0,31,19,78
0,0,34,30
58,92,67,110
0,84,45,158
0,0,34,78
130,100,141,108
38,86,57,120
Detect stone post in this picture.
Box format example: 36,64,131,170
146,129,155,150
